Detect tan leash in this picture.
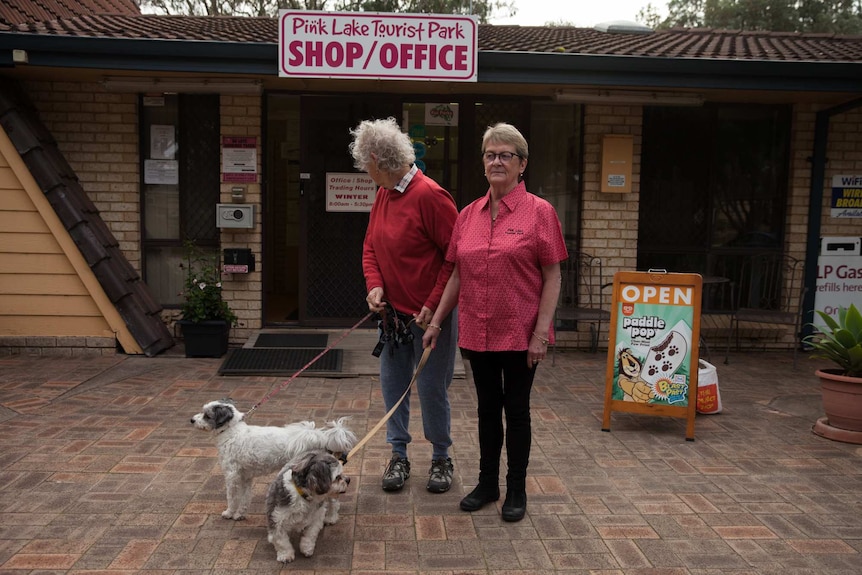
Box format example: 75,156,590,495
243,311,375,421
346,343,432,462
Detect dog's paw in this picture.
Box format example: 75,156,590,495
324,512,339,525
221,509,245,520
299,538,316,557
277,550,296,564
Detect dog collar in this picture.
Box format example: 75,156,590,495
293,481,311,500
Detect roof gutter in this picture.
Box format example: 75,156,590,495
478,51,862,92
2,33,862,92
0,34,278,75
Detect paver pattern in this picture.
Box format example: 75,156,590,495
0,337,860,575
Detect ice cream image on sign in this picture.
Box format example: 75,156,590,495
639,321,690,404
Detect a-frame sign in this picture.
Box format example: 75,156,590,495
601,271,702,441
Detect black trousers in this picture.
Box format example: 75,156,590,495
466,350,536,488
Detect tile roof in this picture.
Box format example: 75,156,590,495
1,13,861,62
0,0,139,27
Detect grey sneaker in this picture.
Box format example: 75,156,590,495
382,456,410,491
427,457,454,493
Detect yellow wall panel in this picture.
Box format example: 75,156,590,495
0,211,50,233
0,253,77,274
0,294,102,316
0,232,62,254
0,274,89,295
0,120,142,353
1,315,113,337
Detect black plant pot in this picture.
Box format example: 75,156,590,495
179,320,230,358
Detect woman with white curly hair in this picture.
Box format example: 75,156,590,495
349,116,459,494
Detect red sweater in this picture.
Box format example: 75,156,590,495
362,170,457,315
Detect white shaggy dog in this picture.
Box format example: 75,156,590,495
190,399,356,520
266,450,351,564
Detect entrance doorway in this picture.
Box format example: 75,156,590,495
263,94,301,324
262,94,582,327
263,94,400,326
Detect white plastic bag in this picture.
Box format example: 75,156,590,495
696,359,722,414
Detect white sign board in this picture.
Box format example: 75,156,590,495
279,11,477,82
326,173,377,212
815,236,862,327
144,159,178,185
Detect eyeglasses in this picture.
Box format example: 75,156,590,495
482,151,521,163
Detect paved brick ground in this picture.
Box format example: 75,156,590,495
0,338,860,574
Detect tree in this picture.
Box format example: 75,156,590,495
637,3,667,28
138,0,516,23
647,0,862,33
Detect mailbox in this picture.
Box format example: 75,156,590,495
216,203,254,229
223,248,255,273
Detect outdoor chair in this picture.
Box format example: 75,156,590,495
553,252,611,363
724,252,806,368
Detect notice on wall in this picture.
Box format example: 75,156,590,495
325,173,377,212
144,159,178,185
831,175,862,218
150,125,176,160
279,11,477,82
602,271,702,441
222,136,258,183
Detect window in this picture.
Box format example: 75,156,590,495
638,103,791,288
141,94,220,306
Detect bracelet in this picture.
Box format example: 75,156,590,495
427,323,442,331
532,331,549,345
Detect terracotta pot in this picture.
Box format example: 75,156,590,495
817,368,862,432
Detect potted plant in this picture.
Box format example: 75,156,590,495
803,303,862,443
178,241,238,358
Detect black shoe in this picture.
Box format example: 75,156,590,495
382,456,410,492
501,489,526,522
459,483,500,512
427,457,454,493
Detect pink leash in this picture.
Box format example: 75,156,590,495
243,311,374,421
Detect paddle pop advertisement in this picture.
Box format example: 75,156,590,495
602,271,702,440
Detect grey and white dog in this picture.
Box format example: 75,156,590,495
190,399,356,520
266,450,351,563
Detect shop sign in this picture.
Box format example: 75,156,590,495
831,175,862,218
279,11,477,82
602,271,702,440
325,172,377,212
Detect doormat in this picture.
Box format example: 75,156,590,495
218,348,343,376
253,333,329,348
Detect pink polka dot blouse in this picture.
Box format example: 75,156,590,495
447,181,568,352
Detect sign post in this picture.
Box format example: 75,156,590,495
601,271,702,441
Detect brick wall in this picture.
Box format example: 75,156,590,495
25,81,142,268
581,103,642,274
559,103,642,350
23,81,264,348
790,103,862,246
218,94,263,342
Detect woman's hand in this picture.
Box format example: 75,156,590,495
414,306,433,327
366,287,385,312
422,325,440,350
528,331,549,367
